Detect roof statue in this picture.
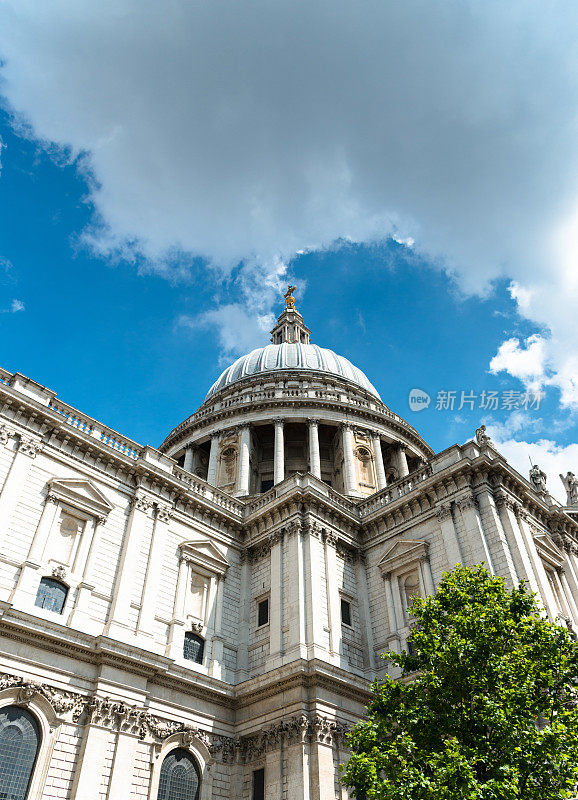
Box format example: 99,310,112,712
529,464,547,494
284,284,297,309
561,471,578,506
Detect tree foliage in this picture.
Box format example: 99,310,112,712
342,565,578,799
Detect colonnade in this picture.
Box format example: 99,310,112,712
183,419,412,497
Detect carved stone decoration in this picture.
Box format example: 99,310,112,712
131,492,154,513
0,424,13,447
238,713,350,762
190,621,204,633
435,503,452,522
529,464,548,494
156,503,173,524
0,672,86,721
18,436,42,458
51,565,67,581
475,425,492,448
560,471,578,507
457,494,478,512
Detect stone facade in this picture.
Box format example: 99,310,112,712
1,301,578,799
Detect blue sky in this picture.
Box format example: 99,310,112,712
1,1,578,500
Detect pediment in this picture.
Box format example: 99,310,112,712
48,478,114,518
533,533,565,569
378,539,429,575
179,538,230,575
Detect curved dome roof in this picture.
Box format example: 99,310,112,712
206,343,381,400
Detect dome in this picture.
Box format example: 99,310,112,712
205,342,381,400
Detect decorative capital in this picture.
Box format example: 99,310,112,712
457,494,478,512
0,424,13,447
18,436,42,458
435,503,452,522
45,492,59,505
308,418,320,428
131,492,154,513
97,515,108,526
273,417,285,427
324,531,338,548
156,503,173,524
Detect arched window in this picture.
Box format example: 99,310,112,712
157,748,200,800
183,632,205,664
0,706,41,800
34,577,68,614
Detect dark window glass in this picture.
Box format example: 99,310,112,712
258,598,269,627
252,767,265,800
0,706,41,800
341,598,352,627
34,577,68,614
183,633,205,664
157,747,200,800
260,480,274,493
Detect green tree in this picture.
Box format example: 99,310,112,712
343,565,578,799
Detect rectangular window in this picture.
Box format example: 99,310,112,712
260,479,274,493
258,598,269,627
252,767,265,800
341,598,352,627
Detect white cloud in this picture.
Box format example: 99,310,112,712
489,334,548,390
0,298,24,313
1,1,578,385
179,304,273,362
486,423,578,505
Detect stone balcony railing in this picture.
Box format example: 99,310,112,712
358,463,433,518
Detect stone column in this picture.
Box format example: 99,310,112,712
310,726,336,800
475,490,519,586
495,493,541,596
457,493,495,572
515,510,559,620
559,567,578,623
0,434,42,555
236,424,251,496
183,444,195,472
308,419,321,479
324,533,343,662
105,491,154,640
273,418,285,485
11,491,60,607
265,748,283,799
207,433,219,486
383,572,398,632
285,523,307,661
107,731,139,798
209,574,225,678
418,557,435,596
340,424,358,497
137,503,173,642
69,724,111,800
372,434,387,490
166,554,190,659
396,445,410,479
267,532,284,668
305,523,329,659
68,515,107,630
435,503,462,567
355,552,376,669
285,732,311,800
237,551,251,678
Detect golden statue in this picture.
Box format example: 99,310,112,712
284,285,297,309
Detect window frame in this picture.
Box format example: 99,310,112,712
340,597,353,628
183,631,205,665
257,597,270,628
34,577,69,615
